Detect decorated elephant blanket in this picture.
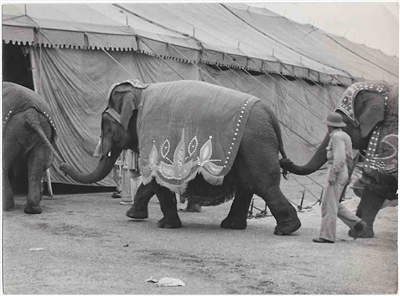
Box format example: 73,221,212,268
137,80,258,194
2,82,57,138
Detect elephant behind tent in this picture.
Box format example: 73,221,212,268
2,82,58,214
280,81,398,238
60,79,301,235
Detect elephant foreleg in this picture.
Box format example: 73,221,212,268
126,182,155,219
349,185,386,238
221,186,253,229
154,185,182,229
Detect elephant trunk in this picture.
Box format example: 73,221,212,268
286,133,330,175
59,149,121,184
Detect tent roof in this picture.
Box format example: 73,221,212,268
3,3,398,85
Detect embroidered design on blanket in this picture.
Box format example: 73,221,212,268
147,130,224,181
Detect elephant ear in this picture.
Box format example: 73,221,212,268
356,91,385,138
120,92,137,130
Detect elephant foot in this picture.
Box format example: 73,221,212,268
157,216,182,229
274,218,301,236
348,225,374,238
3,199,15,211
220,217,247,230
24,204,42,215
126,206,148,220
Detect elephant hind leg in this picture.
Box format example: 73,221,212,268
259,184,301,235
2,128,23,211
24,145,52,214
221,186,253,229
2,167,15,211
237,121,301,234
238,148,301,235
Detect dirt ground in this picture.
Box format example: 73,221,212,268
2,170,398,294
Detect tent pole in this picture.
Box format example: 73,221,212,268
46,169,54,198
29,47,39,93
29,47,54,198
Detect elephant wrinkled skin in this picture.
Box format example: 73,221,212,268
60,80,301,235
2,82,57,214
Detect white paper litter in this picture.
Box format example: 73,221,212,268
146,277,185,287
29,248,45,251
157,277,185,287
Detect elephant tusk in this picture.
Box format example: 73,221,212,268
108,151,112,157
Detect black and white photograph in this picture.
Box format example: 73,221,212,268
2,1,398,294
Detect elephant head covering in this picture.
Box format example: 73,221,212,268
335,81,389,123
106,78,148,103
104,78,148,129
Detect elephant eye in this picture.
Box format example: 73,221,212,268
102,116,115,133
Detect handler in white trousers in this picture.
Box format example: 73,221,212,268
120,149,142,205
313,113,367,243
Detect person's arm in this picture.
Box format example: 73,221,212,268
328,134,346,184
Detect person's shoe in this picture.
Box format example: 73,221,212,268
351,220,367,240
111,191,122,199
312,238,334,244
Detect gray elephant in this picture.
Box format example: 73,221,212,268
60,79,301,235
3,82,58,214
281,81,398,238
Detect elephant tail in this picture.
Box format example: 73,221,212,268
24,108,64,162
267,107,287,159
266,107,289,179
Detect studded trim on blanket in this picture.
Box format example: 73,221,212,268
3,107,57,139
